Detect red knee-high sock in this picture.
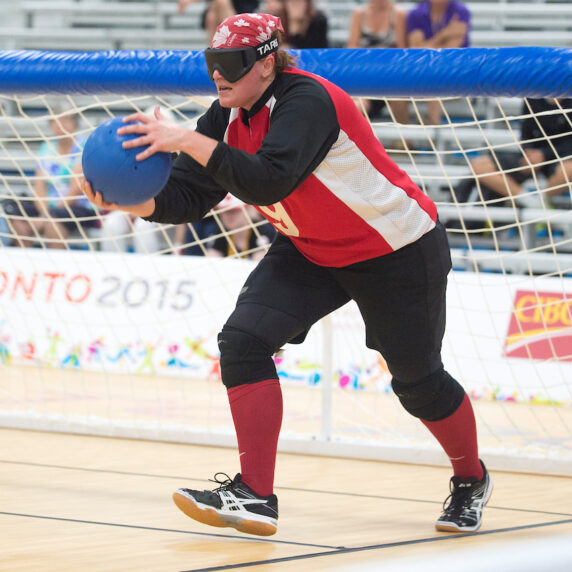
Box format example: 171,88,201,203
227,379,283,496
421,393,483,479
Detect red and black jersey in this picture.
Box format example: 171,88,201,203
149,67,437,267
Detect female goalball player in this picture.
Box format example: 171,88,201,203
82,13,492,537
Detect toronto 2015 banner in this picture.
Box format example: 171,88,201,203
1,248,571,406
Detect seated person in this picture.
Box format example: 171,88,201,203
177,216,219,256
347,0,408,124
283,0,328,49
262,0,287,28
407,0,470,49
4,110,98,249
178,0,259,42
456,98,572,207
406,0,471,125
0,208,11,246
99,210,182,254
205,194,275,261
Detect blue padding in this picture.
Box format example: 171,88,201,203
296,48,572,97
0,47,570,97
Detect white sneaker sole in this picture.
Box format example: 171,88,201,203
435,474,494,533
172,489,278,537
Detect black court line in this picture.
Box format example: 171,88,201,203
181,518,572,572
2,459,571,518
0,459,207,483
277,485,572,518
0,511,342,550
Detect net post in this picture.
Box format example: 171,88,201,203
320,314,334,441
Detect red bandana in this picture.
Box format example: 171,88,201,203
211,13,284,49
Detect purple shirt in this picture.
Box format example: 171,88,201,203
406,1,471,47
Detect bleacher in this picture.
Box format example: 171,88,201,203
1,0,571,51
0,0,570,269
2,1,206,51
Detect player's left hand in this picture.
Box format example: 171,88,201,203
81,177,120,211
80,177,156,217
118,106,188,161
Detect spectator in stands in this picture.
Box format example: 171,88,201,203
100,211,179,254
456,98,572,206
283,0,328,48
347,0,408,124
176,217,219,255
205,194,275,260
0,211,10,246
262,0,288,35
406,0,471,125
3,108,98,249
178,0,260,42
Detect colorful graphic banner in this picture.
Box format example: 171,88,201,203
1,248,571,405
0,248,387,389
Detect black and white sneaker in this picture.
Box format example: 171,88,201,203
435,460,493,532
172,473,278,536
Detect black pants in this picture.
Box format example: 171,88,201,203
222,222,452,385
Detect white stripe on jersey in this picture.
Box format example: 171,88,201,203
223,108,239,144
312,129,435,250
223,98,276,144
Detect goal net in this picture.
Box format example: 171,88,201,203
0,48,570,475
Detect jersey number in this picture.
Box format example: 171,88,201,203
259,203,300,237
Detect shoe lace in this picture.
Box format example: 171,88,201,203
209,472,236,492
442,478,475,514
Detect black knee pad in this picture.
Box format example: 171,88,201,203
386,353,444,385
217,326,278,389
391,367,465,421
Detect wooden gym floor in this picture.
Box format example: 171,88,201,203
1,428,571,571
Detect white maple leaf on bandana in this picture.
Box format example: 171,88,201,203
255,25,272,43
212,25,231,48
234,19,250,28
241,37,251,44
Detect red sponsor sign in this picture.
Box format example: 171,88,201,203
504,290,572,361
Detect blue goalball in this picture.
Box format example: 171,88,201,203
81,116,172,206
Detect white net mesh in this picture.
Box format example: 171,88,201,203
0,93,571,475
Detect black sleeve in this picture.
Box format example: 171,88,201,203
204,76,339,206
144,102,230,225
